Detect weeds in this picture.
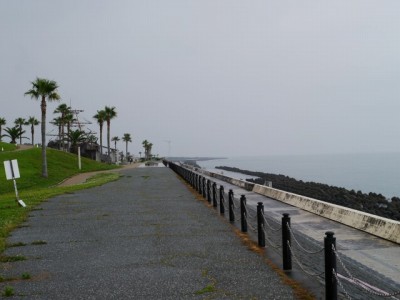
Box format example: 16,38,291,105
195,284,216,295
31,240,47,245
6,242,27,248
2,286,14,297
0,255,27,262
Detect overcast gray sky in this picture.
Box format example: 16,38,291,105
1,1,399,157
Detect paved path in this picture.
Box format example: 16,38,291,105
0,167,296,299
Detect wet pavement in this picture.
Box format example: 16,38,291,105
0,167,297,299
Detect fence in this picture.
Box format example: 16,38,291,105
165,160,400,300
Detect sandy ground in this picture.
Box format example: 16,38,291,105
58,162,141,187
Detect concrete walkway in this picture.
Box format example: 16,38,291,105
0,167,297,299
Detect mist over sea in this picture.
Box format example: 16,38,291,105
196,152,400,198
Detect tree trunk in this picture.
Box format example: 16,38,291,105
19,125,22,145
67,123,71,152
99,124,103,155
41,97,48,178
107,122,110,162
31,125,34,145
58,123,61,150
61,115,65,151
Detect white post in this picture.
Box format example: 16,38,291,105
78,147,81,170
3,160,26,207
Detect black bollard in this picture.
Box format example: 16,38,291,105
202,177,206,198
190,171,193,187
228,189,235,222
219,185,225,214
195,174,198,191
324,231,337,300
207,180,211,202
257,202,265,247
212,182,218,207
198,176,202,194
282,213,292,270
240,195,247,233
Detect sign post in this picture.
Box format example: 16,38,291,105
78,146,81,170
3,160,26,207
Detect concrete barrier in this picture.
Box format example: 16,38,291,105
252,184,400,244
183,165,255,191
208,172,255,191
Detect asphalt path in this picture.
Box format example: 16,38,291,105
0,167,296,299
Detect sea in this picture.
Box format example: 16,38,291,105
196,152,400,199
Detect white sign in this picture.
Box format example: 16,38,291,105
4,160,20,180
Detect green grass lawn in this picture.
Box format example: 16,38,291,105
0,142,17,152
0,146,118,193
0,146,121,253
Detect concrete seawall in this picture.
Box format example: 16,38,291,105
252,184,400,244
192,166,400,244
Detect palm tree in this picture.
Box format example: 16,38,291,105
54,103,71,150
64,112,75,151
142,140,153,160
147,142,153,159
122,133,132,158
25,77,61,178
103,106,117,161
142,140,149,160
27,116,39,146
0,117,6,142
111,136,120,151
52,116,63,149
68,129,87,153
2,126,27,144
93,110,106,155
86,134,98,145
14,118,26,145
